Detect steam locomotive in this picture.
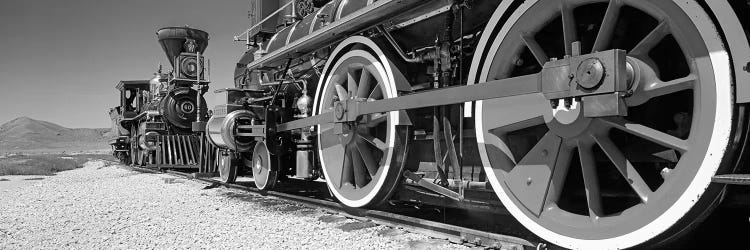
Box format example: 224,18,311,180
109,27,216,172
113,0,750,249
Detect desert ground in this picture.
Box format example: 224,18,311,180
0,157,467,249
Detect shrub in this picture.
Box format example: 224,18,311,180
0,154,113,176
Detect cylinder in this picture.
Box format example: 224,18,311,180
206,110,257,152
295,144,314,179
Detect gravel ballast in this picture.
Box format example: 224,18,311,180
0,160,466,249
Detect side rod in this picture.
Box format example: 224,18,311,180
277,73,541,131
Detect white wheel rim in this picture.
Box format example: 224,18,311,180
313,36,400,208
471,1,733,249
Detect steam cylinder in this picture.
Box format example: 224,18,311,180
206,110,257,152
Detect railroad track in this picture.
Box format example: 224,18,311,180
126,164,546,250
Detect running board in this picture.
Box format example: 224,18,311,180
712,174,750,185
403,170,463,201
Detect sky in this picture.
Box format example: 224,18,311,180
0,0,251,128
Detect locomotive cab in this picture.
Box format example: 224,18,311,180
116,80,151,120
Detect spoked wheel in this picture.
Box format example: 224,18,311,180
252,141,278,191
472,0,741,249
313,37,410,208
218,151,238,183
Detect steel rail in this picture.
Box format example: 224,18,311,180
126,165,542,249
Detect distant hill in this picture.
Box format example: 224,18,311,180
0,117,111,153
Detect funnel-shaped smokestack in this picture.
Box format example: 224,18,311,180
156,27,209,67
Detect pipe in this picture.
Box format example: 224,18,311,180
196,51,202,123
376,25,422,63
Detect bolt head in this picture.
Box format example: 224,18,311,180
334,102,346,120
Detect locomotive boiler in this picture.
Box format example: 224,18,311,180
205,0,750,249
110,27,217,172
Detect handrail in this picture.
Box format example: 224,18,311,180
234,1,296,44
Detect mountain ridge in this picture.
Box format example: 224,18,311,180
0,117,111,153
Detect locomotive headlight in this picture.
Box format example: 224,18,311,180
179,56,199,78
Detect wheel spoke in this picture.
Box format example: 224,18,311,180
578,139,604,220
357,69,373,99
318,124,340,147
506,132,563,216
368,84,383,100
482,93,547,164
319,124,346,188
350,144,369,188
347,68,358,97
626,58,695,106
597,118,688,153
629,20,669,56
335,83,349,101
361,133,387,153
489,116,546,138
592,133,652,203
341,145,354,188
592,0,622,52
543,141,574,208
521,33,549,66
482,93,549,133
366,113,388,127
643,74,696,99
560,0,577,55
356,137,379,176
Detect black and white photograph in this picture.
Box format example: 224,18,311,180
1,0,749,249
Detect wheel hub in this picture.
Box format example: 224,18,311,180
539,49,637,138
547,98,593,139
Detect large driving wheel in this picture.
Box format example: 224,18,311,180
313,37,410,208
472,0,743,248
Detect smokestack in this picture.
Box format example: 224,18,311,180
156,27,209,67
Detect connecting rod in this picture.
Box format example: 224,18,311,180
277,73,541,131
278,48,632,132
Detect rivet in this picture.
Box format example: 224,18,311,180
527,178,532,185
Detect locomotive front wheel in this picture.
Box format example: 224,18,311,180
218,151,238,184
314,37,409,208
472,0,743,249
252,141,278,191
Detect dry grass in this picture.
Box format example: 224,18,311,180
0,154,115,176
